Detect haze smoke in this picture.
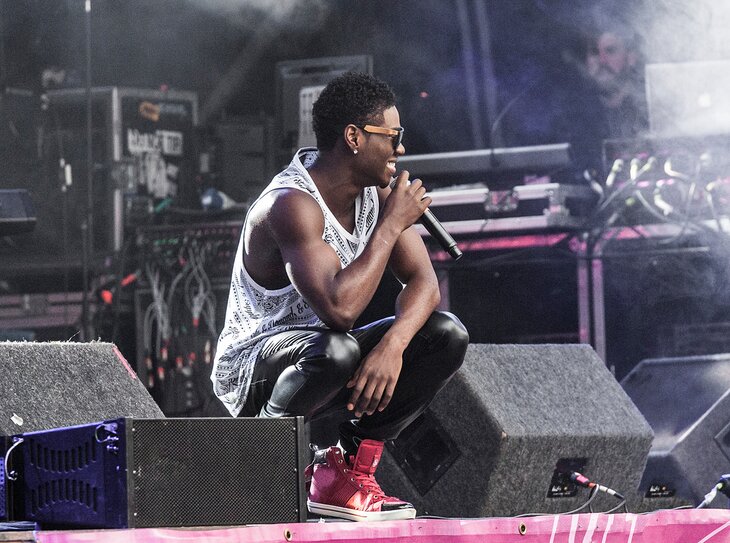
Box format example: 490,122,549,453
183,0,330,30
642,0,730,62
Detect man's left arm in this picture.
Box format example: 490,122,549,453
346,221,440,417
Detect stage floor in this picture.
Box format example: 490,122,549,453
1,509,727,543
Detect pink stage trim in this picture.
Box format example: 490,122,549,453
32,509,730,543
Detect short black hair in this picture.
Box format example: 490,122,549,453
312,72,396,151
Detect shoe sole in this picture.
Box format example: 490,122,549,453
307,500,416,522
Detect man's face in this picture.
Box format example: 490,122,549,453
360,105,405,189
587,32,635,85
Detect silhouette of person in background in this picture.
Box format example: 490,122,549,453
556,22,649,179
585,25,647,140
496,19,648,182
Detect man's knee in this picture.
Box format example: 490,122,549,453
316,332,361,381
422,311,469,373
427,311,469,345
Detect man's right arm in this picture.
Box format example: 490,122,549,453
267,176,428,331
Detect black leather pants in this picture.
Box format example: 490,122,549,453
240,311,469,452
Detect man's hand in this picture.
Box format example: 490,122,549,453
380,171,431,235
346,343,404,417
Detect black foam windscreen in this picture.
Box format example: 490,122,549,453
378,344,654,517
0,341,163,435
621,353,730,504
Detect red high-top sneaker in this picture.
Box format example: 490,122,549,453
306,439,416,521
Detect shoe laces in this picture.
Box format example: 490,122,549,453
347,456,386,499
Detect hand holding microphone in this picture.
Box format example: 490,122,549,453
389,171,462,260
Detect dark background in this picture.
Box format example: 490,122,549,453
0,0,641,155
1,0,730,382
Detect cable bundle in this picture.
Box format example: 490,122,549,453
585,153,730,247
139,232,226,416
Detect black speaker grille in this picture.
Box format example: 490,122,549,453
129,418,306,527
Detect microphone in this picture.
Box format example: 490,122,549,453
390,176,462,260
421,208,462,260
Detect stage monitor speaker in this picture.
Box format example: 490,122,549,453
378,344,653,517
0,341,163,436
8,417,307,528
621,353,730,504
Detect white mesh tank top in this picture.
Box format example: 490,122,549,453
211,148,380,416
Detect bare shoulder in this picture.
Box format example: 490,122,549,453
243,188,325,289
258,188,324,244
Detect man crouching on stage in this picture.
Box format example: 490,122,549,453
211,71,468,522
